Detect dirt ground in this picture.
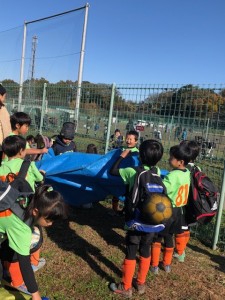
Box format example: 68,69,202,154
37,201,225,300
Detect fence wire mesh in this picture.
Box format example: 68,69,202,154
2,81,225,248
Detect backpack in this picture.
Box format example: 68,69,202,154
5,160,34,197
0,160,34,225
185,165,218,225
124,166,169,233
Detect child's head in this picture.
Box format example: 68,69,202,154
125,130,139,148
10,112,31,135
26,135,35,146
139,139,164,166
180,140,200,162
60,122,75,144
0,84,6,108
2,135,26,158
86,143,98,154
114,129,121,138
25,185,67,226
169,144,192,168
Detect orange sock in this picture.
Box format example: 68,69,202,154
122,259,136,290
30,249,40,266
184,230,190,248
5,261,23,287
175,233,186,255
137,256,151,285
151,242,161,267
163,247,174,266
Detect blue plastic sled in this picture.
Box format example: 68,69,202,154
36,149,168,207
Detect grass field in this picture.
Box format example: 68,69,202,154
32,201,225,300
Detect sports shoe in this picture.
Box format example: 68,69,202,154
163,265,171,273
173,250,185,262
13,283,31,295
109,282,132,298
32,258,46,272
132,278,146,295
150,266,159,275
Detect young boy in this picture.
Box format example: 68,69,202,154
111,130,139,213
109,139,164,298
52,122,77,155
0,135,44,192
124,130,139,152
150,143,192,273
110,129,124,149
173,140,201,262
10,112,48,158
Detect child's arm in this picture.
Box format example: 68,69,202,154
110,149,131,176
17,254,42,300
26,148,48,156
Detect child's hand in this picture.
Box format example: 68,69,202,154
120,149,131,158
41,148,48,154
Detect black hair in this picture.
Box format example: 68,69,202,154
10,112,31,130
139,139,164,166
86,143,98,154
26,135,35,142
0,84,6,96
126,130,139,141
2,135,26,157
169,144,193,165
24,185,67,222
0,84,6,108
180,140,200,161
115,129,121,133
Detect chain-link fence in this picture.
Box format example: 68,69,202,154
3,81,225,247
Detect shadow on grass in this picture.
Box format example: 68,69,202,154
188,243,225,274
45,201,125,282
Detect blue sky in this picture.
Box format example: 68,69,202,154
0,0,225,85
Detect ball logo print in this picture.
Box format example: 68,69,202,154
141,193,172,225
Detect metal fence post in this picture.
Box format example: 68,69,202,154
39,83,47,134
105,83,116,154
212,160,225,250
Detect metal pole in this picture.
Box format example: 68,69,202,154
18,21,27,111
105,83,116,154
212,160,225,250
205,118,210,141
39,83,47,134
168,115,174,142
74,3,90,131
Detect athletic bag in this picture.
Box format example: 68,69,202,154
0,160,34,222
6,160,34,197
185,165,218,225
124,166,170,233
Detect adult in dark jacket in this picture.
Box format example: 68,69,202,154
52,122,77,156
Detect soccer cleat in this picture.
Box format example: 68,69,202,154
173,250,186,262
163,265,171,273
150,266,159,275
132,278,146,295
109,282,132,298
32,258,46,272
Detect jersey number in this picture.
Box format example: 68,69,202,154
175,184,189,206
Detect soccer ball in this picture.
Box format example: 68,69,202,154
141,193,172,225
30,226,41,250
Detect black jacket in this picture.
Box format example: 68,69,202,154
52,136,77,156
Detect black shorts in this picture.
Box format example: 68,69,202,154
158,207,185,237
126,230,155,246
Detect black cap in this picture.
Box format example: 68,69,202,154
60,122,75,140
